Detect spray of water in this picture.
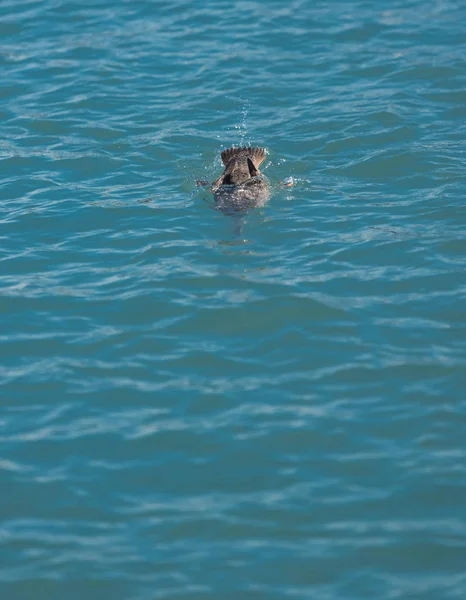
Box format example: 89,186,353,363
233,98,250,146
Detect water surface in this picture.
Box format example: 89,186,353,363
1,0,466,598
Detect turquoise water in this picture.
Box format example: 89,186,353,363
1,0,466,597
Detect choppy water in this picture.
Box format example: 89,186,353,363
1,0,466,598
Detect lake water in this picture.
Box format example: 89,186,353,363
1,0,466,598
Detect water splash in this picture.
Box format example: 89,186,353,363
233,98,250,146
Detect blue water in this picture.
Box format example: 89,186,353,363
1,0,466,597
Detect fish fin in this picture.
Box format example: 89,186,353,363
248,147,267,168
221,146,267,167
211,174,224,192
221,147,242,166
247,157,259,177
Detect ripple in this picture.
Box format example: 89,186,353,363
1,0,466,598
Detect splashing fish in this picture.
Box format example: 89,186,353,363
211,146,271,211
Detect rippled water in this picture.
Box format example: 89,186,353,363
1,0,466,598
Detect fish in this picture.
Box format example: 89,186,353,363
211,146,271,212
